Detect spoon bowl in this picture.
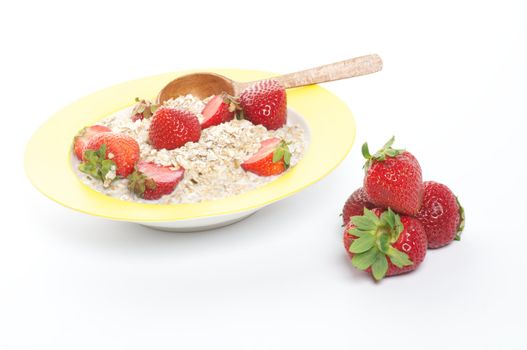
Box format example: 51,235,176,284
158,72,235,102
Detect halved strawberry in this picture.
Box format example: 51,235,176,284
73,125,111,160
201,95,235,129
241,137,291,176
127,161,185,200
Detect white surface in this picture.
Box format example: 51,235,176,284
2,0,526,349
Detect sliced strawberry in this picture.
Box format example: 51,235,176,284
201,95,235,129
128,161,185,200
73,125,111,160
241,137,292,176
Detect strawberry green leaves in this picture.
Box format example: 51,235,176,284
132,97,158,120
78,144,116,184
351,216,378,231
127,170,156,198
371,255,388,281
272,140,292,168
386,247,413,268
455,196,465,241
347,208,413,281
349,233,376,253
380,208,404,241
352,248,379,270
362,136,405,170
221,94,244,120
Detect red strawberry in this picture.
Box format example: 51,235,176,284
128,161,185,200
416,181,465,248
131,98,158,122
73,125,111,160
83,132,140,177
342,187,376,225
343,208,427,281
241,138,291,176
362,137,423,215
201,95,235,129
239,79,287,130
149,107,201,150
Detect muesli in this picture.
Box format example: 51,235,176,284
72,80,306,204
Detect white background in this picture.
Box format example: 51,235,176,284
2,0,526,349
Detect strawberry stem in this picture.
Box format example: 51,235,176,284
362,136,405,170
132,98,159,119
455,196,465,241
78,144,117,184
127,169,156,198
272,140,292,168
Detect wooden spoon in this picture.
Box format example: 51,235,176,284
157,54,383,103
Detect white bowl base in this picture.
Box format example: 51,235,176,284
139,209,259,232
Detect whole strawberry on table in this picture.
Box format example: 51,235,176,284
341,137,465,281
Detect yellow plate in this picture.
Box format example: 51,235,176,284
25,69,355,223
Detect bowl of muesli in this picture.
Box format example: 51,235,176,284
25,69,356,231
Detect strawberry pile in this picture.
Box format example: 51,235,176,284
342,137,465,281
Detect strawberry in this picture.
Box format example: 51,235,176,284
149,107,201,150
362,137,423,215
343,208,427,281
238,79,287,130
83,132,140,177
131,98,158,122
201,95,235,129
73,125,111,160
127,161,185,200
241,137,291,176
342,187,376,225
416,181,465,248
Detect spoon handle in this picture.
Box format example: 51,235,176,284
273,54,383,89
